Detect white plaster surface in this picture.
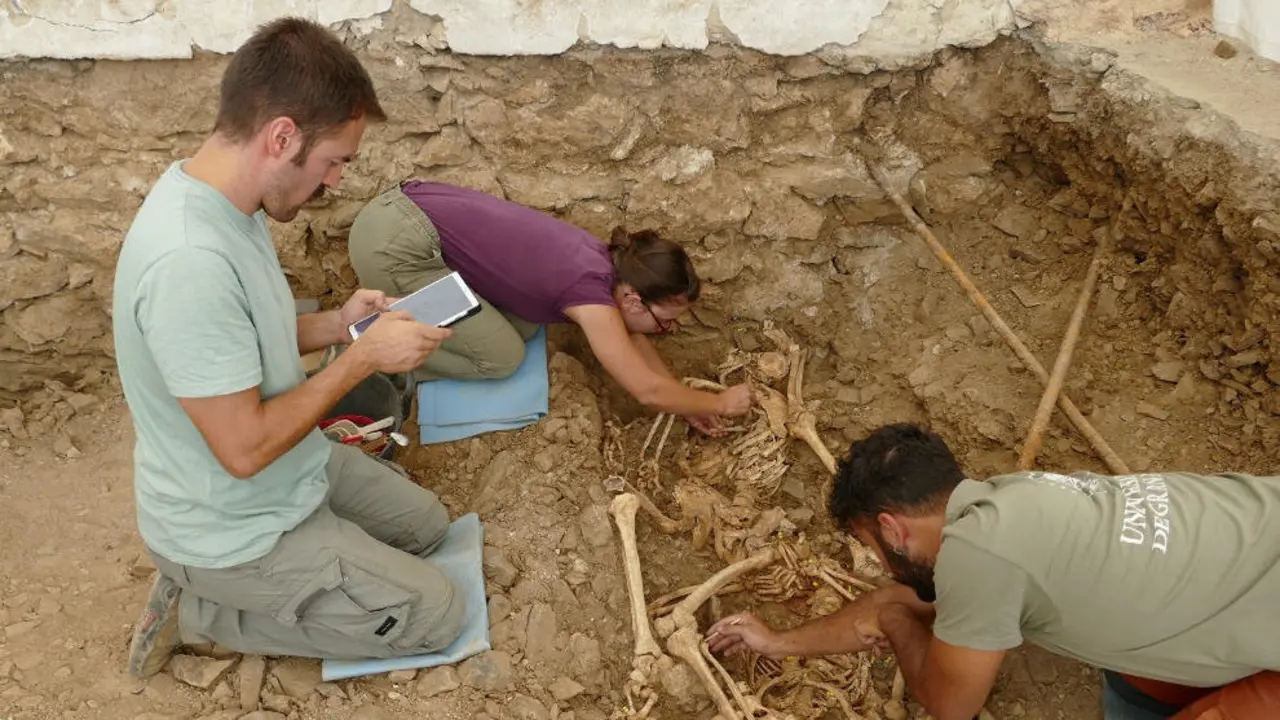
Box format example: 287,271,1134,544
1213,0,1280,62
0,0,1024,60
716,0,891,55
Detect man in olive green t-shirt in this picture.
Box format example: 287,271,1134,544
707,423,1280,719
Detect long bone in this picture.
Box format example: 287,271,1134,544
610,493,664,659
783,345,837,476
608,493,675,720
668,625,740,719
649,550,778,719
654,547,777,638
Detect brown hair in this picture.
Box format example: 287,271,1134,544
213,17,386,164
608,227,701,303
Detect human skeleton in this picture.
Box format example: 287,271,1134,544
603,323,915,720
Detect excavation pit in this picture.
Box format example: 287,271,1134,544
383,36,1278,720
2,24,1279,720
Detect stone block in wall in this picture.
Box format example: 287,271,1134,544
755,104,838,162
463,93,632,158
425,166,506,200
687,242,751,285
625,169,751,239
758,155,880,205
907,154,1000,222
498,171,625,211
0,217,14,259
56,63,219,142
650,146,715,185
742,186,826,242
460,97,509,150
415,126,474,168
11,210,127,267
3,167,44,213
0,130,38,166
371,71,444,140
31,164,154,211
2,289,110,355
0,254,69,312
560,202,626,242
271,219,328,298
647,78,750,152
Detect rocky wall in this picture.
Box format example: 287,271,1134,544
1,31,1278,414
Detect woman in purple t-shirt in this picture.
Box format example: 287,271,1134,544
348,181,752,434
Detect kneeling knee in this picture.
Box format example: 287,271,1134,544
475,342,525,379
418,581,466,651
404,498,450,556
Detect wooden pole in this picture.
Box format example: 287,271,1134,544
866,163,1131,475
1016,231,1109,469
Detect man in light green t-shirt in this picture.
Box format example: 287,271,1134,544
114,18,462,678
707,423,1280,719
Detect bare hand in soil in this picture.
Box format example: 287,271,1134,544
705,612,785,659
716,383,753,417
352,310,453,373
684,413,726,437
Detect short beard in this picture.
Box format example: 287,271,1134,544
875,528,937,603
263,200,301,223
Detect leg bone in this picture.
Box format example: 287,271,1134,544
620,480,688,534
610,493,665,659
781,347,838,476
655,548,777,637
668,626,741,720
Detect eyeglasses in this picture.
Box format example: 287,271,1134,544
645,303,679,334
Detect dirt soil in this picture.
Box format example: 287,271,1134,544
5,158,1279,720
3,9,1280,720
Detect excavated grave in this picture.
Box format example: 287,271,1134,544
1,26,1278,720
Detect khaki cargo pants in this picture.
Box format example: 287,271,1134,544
150,443,465,660
348,185,541,382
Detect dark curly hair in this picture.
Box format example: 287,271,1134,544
828,423,965,529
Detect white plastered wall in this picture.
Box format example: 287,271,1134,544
1213,0,1280,62
0,0,1025,62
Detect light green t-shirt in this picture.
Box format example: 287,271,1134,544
112,161,330,569
935,470,1280,687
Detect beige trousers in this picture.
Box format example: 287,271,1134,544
150,444,465,660
347,185,541,382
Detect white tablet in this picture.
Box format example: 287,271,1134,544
348,271,482,340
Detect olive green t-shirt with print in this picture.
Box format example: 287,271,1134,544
112,161,331,570
933,470,1280,687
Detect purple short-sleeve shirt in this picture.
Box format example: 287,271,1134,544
400,181,616,324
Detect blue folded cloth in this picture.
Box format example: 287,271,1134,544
416,327,549,445
320,512,490,681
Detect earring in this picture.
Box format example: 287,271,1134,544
892,546,907,556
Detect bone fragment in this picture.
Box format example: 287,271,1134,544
655,548,777,637
668,626,739,720
702,637,755,719
610,493,664,659
884,668,907,720
646,581,744,617
802,680,863,720
619,480,687,534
